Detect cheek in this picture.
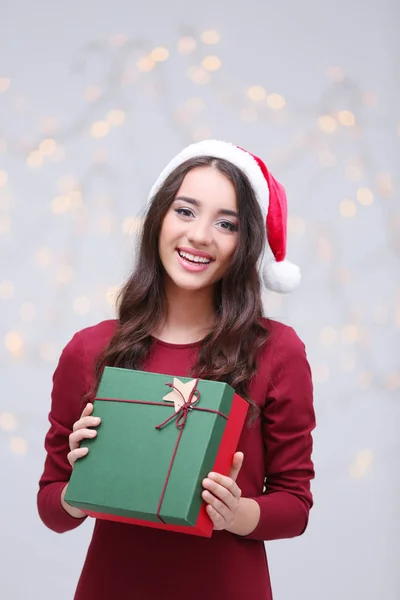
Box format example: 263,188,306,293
221,236,238,263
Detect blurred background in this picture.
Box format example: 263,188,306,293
0,1,399,599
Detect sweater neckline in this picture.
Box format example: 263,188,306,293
151,336,203,349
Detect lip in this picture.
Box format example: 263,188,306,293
175,250,212,273
177,246,215,260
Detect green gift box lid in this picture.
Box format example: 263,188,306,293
65,367,248,533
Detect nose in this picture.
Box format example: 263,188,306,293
187,219,212,247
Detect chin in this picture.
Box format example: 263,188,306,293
165,269,215,293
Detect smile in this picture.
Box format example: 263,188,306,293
178,250,211,264
176,249,214,272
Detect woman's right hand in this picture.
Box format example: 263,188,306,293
67,403,101,467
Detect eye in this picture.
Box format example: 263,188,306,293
175,207,194,218
218,220,238,232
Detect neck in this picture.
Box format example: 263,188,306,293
154,278,216,344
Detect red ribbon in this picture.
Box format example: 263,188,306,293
95,378,228,524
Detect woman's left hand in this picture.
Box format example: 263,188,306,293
202,452,244,531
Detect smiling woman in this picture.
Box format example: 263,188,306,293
37,140,315,600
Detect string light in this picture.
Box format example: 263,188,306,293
317,237,334,261
0,413,17,431
267,93,286,109
51,195,70,214
339,198,357,218
376,173,393,198
247,86,267,101
386,373,400,390
201,55,221,71
357,188,374,206
56,264,74,284
0,216,11,234
0,170,8,187
10,437,28,455
340,325,359,344
187,66,210,85
346,159,363,181
177,37,197,54
201,30,220,44
318,115,337,133
0,77,11,92
0,281,14,299
39,138,57,155
90,121,110,138
327,66,344,82
137,56,156,72
350,449,373,478
84,85,102,102
5,331,23,356
110,33,128,47
338,110,356,127
107,109,126,126
27,151,43,168
151,47,170,62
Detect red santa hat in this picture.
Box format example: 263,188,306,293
149,140,301,293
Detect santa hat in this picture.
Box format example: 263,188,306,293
149,140,301,293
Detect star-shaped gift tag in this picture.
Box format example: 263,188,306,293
162,378,198,412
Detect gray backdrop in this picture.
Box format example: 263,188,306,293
0,1,399,599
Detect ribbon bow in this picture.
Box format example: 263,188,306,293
156,378,200,430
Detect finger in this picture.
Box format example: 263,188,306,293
203,477,241,508
206,504,225,530
205,473,241,499
81,403,94,418
73,415,101,433
69,428,98,451
202,490,231,522
68,446,89,467
228,452,244,481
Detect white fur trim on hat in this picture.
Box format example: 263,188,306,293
148,140,270,220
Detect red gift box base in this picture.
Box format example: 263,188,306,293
83,393,248,537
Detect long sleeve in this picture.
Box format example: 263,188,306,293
245,326,316,541
37,332,89,533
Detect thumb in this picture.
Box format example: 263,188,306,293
229,452,244,482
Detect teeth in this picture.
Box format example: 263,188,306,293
178,250,210,264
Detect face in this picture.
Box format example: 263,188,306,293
158,166,239,292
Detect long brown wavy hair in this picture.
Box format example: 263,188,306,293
91,156,269,416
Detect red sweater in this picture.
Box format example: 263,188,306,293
38,319,315,600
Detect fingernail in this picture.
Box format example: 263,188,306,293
90,430,97,436
93,417,101,424
208,472,216,479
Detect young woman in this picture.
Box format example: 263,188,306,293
38,140,315,600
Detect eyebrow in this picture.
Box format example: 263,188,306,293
174,196,238,218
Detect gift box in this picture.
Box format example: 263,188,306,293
64,366,248,537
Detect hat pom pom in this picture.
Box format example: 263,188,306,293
263,259,301,293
